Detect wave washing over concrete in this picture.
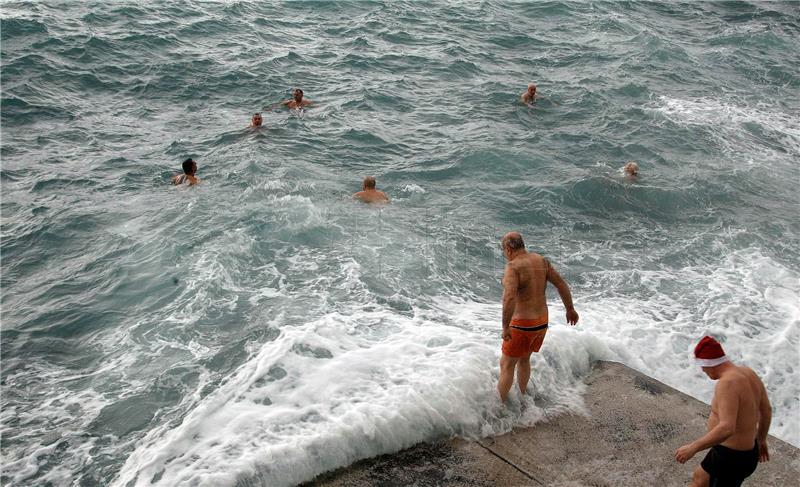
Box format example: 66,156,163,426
307,361,800,487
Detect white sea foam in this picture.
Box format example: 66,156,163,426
401,183,427,194
650,95,800,163
107,231,799,487
577,247,800,446
111,297,611,487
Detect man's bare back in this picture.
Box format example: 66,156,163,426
353,189,389,204
504,253,554,320
353,176,389,204
502,247,578,327
709,365,767,450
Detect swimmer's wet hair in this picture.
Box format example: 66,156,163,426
364,176,376,189
182,158,195,174
504,234,525,251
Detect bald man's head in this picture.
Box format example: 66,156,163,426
623,161,639,176
363,176,377,190
502,232,525,252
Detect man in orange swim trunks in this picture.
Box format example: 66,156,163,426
498,232,579,402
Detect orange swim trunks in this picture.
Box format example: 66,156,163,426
501,316,549,358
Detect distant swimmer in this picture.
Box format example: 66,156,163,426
675,336,771,487
172,158,199,186
497,232,578,403
251,112,263,127
521,83,539,104
280,88,312,109
353,176,389,204
623,161,639,177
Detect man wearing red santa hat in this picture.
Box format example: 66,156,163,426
675,336,772,486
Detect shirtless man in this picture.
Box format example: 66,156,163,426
675,336,772,487
172,158,199,186
353,176,389,204
282,88,312,109
520,83,539,104
251,112,263,127
498,232,578,402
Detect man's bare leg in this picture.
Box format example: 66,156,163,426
690,466,709,487
498,354,519,402
517,353,532,395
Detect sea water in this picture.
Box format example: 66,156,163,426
1,2,798,486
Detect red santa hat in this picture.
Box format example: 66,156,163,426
694,336,729,367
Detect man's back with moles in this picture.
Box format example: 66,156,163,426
506,252,551,320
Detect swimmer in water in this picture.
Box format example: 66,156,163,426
251,112,263,127
353,176,389,204
623,161,639,177
520,82,557,106
521,83,539,104
272,88,313,110
172,158,199,186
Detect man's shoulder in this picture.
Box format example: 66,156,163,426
719,369,752,391
525,252,546,265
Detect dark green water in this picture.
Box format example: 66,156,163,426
2,2,798,486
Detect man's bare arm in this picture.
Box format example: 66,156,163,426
676,380,738,463
693,383,739,449
757,378,772,462
501,264,518,335
545,260,578,325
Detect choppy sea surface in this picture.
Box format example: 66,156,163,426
2,1,799,486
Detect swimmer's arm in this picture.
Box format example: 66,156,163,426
545,260,576,317
501,265,518,332
691,381,739,452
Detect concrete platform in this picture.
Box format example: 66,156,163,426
308,361,799,487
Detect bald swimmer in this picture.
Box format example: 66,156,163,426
353,176,389,204
521,83,539,104
498,232,578,403
623,161,639,177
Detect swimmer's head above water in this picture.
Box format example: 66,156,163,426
173,158,199,185
353,176,389,203
182,158,197,175
252,112,263,126
293,88,304,103
363,175,376,190
623,161,639,176
521,83,538,103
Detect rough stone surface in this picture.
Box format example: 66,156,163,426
309,361,800,487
